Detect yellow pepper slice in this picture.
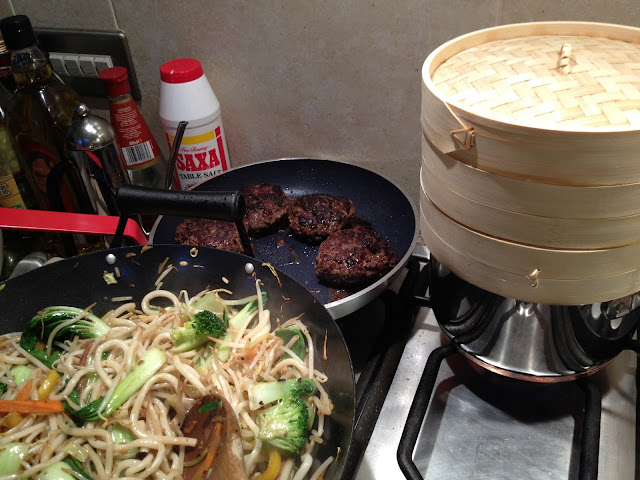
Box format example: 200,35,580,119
37,370,61,400
5,412,23,428
256,449,281,480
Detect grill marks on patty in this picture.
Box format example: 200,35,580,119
173,184,397,290
288,194,355,243
315,225,397,288
240,183,289,235
175,183,287,253
175,218,244,253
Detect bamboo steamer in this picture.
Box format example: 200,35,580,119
421,136,640,249
419,201,640,305
420,185,640,283
421,21,640,304
421,133,640,219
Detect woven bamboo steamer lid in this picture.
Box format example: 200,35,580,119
419,186,640,304
421,136,640,248
421,21,640,185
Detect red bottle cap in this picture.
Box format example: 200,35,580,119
99,66,131,97
160,58,203,84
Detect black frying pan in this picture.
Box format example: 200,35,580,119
0,244,354,479
150,158,419,319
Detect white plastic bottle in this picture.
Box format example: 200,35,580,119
159,58,230,190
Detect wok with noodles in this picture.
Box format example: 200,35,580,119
0,245,354,479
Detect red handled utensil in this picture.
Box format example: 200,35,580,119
0,207,148,246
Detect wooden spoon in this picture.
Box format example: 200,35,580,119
182,393,248,480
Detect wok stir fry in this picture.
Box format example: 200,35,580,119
0,280,334,479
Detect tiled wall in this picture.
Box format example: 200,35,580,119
1,0,639,207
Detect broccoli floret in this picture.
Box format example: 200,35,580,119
249,378,316,411
257,389,313,457
171,310,227,353
20,306,111,369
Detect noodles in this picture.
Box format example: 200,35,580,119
0,282,333,479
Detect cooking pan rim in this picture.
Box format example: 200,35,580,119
149,157,420,319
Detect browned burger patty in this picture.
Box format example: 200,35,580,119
175,218,243,253
240,183,289,235
288,194,355,243
315,226,397,288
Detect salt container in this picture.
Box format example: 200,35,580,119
159,58,230,190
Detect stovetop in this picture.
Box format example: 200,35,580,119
345,245,638,480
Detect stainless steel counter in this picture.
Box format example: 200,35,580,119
355,305,637,479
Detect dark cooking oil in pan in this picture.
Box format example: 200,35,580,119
151,159,417,307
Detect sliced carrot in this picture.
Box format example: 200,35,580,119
201,421,223,472
5,379,35,426
0,400,65,414
191,421,222,479
16,379,33,401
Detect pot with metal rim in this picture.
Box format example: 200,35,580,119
427,255,640,382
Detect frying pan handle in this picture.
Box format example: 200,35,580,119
115,184,245,220
111,185,254,257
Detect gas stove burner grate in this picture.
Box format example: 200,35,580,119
397,343,603,480
338,256,431,479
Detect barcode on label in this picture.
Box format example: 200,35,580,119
122,141,154,166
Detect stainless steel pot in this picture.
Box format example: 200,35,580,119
428,256,640,382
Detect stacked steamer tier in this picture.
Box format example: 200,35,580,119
421,21,640,306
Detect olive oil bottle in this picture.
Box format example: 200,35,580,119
0,15,104,255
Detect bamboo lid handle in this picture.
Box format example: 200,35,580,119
557,43,572,74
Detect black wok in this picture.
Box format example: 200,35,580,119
149,158,419,319
0,244,355,479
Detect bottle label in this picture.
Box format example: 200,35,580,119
0,174,26,208
120,141,159,170
109,97,162,170
168,122,229,191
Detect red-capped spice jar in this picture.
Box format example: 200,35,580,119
159,58,230,190
99,66,168,190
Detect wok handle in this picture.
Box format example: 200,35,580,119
112,185,253,256
0,207,148,246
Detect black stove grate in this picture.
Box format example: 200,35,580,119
338,252,640,479
338,256,430,479
396,343,603,480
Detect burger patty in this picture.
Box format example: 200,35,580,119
175,218,243,253
240,183,289,235
288,194,355,243
315,226,397,288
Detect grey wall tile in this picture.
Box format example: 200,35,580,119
110,0,507,205
3,0,640,209
10,0,117,29
500,0,640,24
0,0,14,19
